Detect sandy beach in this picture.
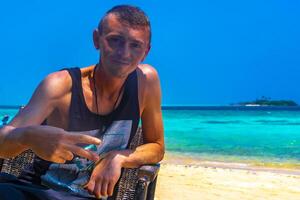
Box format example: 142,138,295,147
155,153,300,200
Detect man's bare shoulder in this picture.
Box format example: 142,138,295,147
40,70,72,99
137,64,161,113
137,64,160,84
9,70,72,127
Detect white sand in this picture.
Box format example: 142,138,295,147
155,153,300,200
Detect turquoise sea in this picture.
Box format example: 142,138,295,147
1,106,300,168
163,106,300,168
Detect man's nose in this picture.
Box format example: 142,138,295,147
117,43,130,58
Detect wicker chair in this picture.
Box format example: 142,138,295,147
0,126,160,200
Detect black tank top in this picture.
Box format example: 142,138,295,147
66,67,140,133
22,67,140,189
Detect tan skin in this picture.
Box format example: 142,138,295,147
0,14,164,198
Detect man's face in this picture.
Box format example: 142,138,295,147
94,14,150,78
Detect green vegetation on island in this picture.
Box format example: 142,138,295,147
236,96,298,106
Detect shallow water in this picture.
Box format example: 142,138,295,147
163,107,300,167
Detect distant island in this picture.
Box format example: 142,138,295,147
234,97,298,106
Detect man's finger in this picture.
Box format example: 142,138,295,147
94,180,102,199
59,150,74,161
66,144,99,161
67,133,101,145
85,179,95,195
101,180,108,197
107,182,114,196
53,156,66,164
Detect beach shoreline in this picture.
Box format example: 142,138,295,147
155,152,300,200
162,151,300,175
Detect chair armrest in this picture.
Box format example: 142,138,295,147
0,158,3,171
138,164,160,182
135,163,160,200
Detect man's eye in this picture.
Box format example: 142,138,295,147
108,37,121,44
131,42,142,49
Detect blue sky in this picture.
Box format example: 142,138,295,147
1,0,300,106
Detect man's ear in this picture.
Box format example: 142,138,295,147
93,29,100,49
141,45,151,62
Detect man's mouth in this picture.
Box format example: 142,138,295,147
112,59,130,65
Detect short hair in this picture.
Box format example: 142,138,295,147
98,5,151,45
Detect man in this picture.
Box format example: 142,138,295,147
0,5,164,200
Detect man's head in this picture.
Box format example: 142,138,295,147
93,5,151,78
98,5,151,46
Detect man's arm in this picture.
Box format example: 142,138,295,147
0,72,62,158
85,65,164,198
0,71,100,162
114,65,165,167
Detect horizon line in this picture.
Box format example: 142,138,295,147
1,104,300,109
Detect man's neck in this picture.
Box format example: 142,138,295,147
94,64,127,99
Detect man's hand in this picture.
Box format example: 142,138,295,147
85,151,124,198
20,125,101,163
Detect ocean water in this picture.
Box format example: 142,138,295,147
1,106,300,167
163,107,300,168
